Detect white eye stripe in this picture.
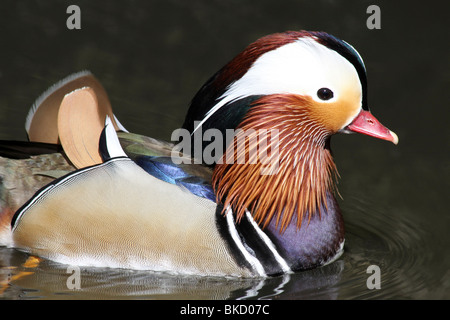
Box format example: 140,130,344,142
193,37,362,134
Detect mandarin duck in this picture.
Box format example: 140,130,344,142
0,31,398,277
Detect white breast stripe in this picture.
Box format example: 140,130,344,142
245,210,292,273
225,207,266,277
323,239,345,266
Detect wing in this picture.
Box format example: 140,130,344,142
102,122,215,202
10,123,249,276
23,72,215,201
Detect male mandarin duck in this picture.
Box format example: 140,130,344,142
0,31,398,277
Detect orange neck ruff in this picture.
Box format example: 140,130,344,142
212,94,339,232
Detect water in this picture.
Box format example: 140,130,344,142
0,0,449,300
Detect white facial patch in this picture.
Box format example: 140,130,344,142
194,37,363,133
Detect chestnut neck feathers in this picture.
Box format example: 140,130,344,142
181,30,367,232
212,95,338,232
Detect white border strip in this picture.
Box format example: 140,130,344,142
245,210,292,273
12,158,130,232
225,207,266,277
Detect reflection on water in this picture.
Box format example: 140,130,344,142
1,0,449,299
0,248,340,300
1,194,443,299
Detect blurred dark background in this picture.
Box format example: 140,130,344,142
0,0,449,299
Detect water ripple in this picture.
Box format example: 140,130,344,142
337,196,438,299
0,195,445,299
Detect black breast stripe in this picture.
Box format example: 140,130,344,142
215,205,291,277
214,205,256,274
236,212,290,276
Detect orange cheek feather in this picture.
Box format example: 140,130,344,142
308,90,361,133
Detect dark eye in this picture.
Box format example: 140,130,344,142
317,88,334,101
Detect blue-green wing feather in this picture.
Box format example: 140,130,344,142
116,132,215,202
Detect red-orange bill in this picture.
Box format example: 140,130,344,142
345,110,398,145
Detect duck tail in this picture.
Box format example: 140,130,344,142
0,141,75,246
0,152,28,246
0,208,14,247
0,174,14,247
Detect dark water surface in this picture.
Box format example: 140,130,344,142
1,0,449,300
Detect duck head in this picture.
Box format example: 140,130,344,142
181,31,398,231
